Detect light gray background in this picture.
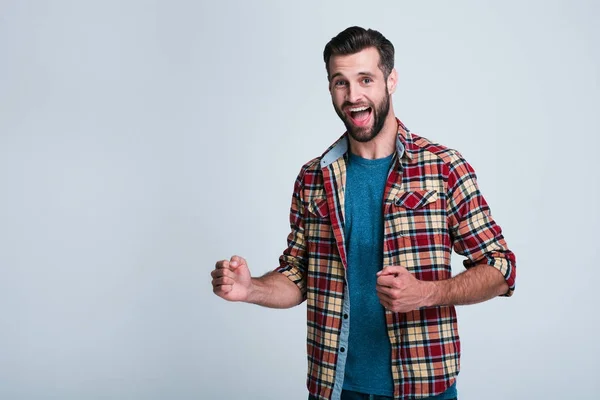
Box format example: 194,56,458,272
1,1,598,399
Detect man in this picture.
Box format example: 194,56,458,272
211,26,516,400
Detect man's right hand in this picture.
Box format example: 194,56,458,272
211,255,253,302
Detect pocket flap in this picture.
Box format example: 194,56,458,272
307,198,329,218
393,190,438,209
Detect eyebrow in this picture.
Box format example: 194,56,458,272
357,71,376,78
330,71,376,81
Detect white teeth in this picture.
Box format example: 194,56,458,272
349,106,369,112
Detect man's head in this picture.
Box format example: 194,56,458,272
323,27,397,143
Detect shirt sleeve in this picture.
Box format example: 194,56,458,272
274,169,308,300
446,152,517,296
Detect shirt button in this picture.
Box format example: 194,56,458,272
343,313,348,319
340,347,345,353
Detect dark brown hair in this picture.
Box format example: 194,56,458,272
323,26,395,80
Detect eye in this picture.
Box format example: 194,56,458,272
334,80,348,87
362,77,372,84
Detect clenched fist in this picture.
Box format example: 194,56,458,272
376,266,435,313
211,255,252,302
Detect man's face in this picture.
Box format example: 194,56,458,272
328,47,394,143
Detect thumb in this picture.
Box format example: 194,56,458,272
229,255,247,270
377,265,409,277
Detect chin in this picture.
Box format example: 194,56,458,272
349,128,378,143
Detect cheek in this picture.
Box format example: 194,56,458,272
331,92,345,108
373,89,388,107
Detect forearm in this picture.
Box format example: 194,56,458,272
425,264,509,307
247,271,304,309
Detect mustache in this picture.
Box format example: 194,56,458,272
341,101,372,109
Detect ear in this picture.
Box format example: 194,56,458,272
387,68,398,95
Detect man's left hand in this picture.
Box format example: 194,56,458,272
376,266,435,313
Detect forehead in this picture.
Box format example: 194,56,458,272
328,47,382,77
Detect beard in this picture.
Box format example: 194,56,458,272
334,89,391,143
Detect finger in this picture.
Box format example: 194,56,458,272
211,268,226,278
213,284,233,295
378,290,401,305
375,285,395,298
216,260,230,269
376,274,399,288
212,276,235,287
376,288,394,303
377,265,408,277
211,267,236,280
379,297,393,310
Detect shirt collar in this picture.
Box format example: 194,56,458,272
320,118,413,169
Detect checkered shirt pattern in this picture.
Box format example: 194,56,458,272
275,120,516,399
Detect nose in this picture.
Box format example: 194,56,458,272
346,82,364,104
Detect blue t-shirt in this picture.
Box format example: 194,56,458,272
342,152,458,399
343,152,394,396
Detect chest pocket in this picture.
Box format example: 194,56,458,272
386,189,445,244
386,189,450,276
305,198,332,240
394,190,438,209
307,198,329,219
304,198,337,265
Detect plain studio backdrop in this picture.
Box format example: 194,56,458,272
0,1,598,399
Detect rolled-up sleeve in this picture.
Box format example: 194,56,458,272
446,153,516,296
275,170,308,300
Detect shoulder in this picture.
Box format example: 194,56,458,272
295,134,346,182
296,157,322,181
409,132,474,178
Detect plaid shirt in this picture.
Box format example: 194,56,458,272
276,120,516,400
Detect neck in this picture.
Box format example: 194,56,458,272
348,111,398,160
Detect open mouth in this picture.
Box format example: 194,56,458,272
346,106,372,127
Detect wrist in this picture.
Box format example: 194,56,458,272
421,280,439,308
245,278,257,303
246,277,263,304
